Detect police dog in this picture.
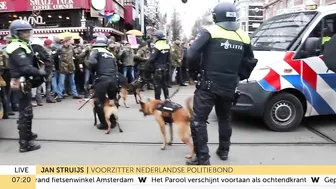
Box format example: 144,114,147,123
117,75,146,108
138,97,194,159
93,98,123,134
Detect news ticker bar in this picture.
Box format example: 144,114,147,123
2,165,336,175
1,175,336,189
1,166,336,189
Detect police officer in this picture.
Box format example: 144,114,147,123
148,31,171,100
186,2,254,165
88,35,118,128
6,20,46,152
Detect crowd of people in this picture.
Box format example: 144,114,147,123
0,1,255,166
0,33,199,119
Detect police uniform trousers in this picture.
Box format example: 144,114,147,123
17,82,35,141
153,68,169,100
191,88,232,162
94,76,118,106
93,76,118,125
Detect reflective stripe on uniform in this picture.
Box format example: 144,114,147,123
155,40,170,50
6,41,31,54
204,24,250,44
92,47,115,57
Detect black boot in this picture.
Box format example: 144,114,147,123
186,155,210,165
186,121,210,165
216,141,230,160
28,132,38,141
27,122,38,141
19,140,41,153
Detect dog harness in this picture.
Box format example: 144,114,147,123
156,100,183,124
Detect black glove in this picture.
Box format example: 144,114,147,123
38,69,47,76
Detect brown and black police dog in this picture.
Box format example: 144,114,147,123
93,98,123,134
138,97,194,159
117,75,146,108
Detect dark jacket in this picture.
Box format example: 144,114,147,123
88,47,117,78
187,24,254,97
6,38,40,78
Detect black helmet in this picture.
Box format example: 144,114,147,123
9,19,33,39
153,30,165,40
212,2,239,31
93,34,108,47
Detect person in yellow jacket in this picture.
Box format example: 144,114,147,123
186,2,255,165
6,20,46,152
147,31,171,100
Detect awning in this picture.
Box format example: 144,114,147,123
94,27,124,36
0,27,124,36
34,27,86,34
0,27,86,36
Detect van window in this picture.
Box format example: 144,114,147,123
297,14,336,59
251,11,316,51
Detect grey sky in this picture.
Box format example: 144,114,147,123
159,0,234,36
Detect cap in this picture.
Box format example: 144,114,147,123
62,36,72,42
44,39,53,46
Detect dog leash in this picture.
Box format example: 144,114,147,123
78,93,95,110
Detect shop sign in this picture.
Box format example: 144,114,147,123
19,16,46,25
30,0,75,10
0,1,7,10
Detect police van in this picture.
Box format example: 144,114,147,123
232,5,336,132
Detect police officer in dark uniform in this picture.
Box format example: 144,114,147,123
186,2,254,165
6,19,46,152
88,35,118,128
148,31,171,100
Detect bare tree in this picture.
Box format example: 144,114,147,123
170,8,183,41
190,9,213,39
182,35,188,43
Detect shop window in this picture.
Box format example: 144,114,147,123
249,6,263,17
0,10,80,30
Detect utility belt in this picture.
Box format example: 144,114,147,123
196,70,241,105
155,68,168,72
10,77,31,94
196,70,213,90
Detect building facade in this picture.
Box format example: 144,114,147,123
235,0,264,34
263,0,336,20
0,0,150,43
145,0,166,39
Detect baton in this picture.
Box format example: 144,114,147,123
169,86,182,99
78,93,95,110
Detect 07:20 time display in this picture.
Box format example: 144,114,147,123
12,176,32,183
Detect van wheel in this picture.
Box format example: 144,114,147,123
263,93,303,132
